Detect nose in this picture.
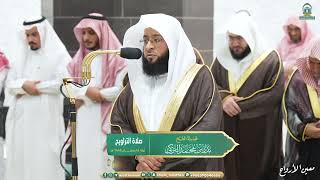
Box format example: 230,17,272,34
27,36,34,43
145,40,154,50
232,39,241,47
291,30,298,36
83,33,90,42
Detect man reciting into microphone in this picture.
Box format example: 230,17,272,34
67,13,127,180
5,16,69,180
110,13,224,177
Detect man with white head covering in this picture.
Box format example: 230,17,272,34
283,37,320,180
67,13,126,180
5,16,70,180
211,11,284,180
277,16,314,80
110,13,224,177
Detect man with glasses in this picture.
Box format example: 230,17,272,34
110,14,224,175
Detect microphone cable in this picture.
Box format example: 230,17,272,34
58,80,87,179
59,84,71,179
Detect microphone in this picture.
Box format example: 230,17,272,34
90,47,142,59
120,47,142,59
81,47,142,85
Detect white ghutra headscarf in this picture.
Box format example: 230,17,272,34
123,14,196,131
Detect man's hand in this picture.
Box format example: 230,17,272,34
304,122,320,139
222,96,243,117
86,87,104,103
22,80,41,96
136,162,153,171
135,156,165,171
315,120,320,128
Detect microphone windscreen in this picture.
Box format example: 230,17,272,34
120,47,142,59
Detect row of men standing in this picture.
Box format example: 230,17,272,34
0,11,318,180
0,13,126,180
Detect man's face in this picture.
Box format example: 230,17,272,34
142,28,169,76
309,57,320,79
82,27,99,50
287,24,301,44
143,28,169,64
25,26,41,51
228,33,251,60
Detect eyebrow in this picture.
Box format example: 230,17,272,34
229,35,242,38
143,34,162,38
152,34,162,37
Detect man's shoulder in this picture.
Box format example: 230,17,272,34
116,83,133,103
256,49,281,71
193,64,215,85
264,50,281,63
196,64,212,77
288,69,305,87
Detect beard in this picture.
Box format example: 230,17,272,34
142,50,169,76
30,47,40,51
85,43,100,51
29,43,40,51
230,45,251,61
289,35,301,44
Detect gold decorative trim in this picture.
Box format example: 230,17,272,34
228,49,273,95
193,47,205,64
238,50,282,101
109,84,128,134
159,64,203,131
209,58,215,70
133,98,147,133
132,64,203,133
306,85,320,119
219,90,233,94
186,65,217,131
228,73,236,95
302,124,308,142
282,68,301,142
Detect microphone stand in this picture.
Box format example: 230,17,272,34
60,48,141,180
60,50,111,180
62,78,78,180
60,50,110,180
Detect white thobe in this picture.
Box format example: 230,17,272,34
72,55,126,180
5,51,67,180
141,73,167,131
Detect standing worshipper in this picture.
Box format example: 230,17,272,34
5,16,70,180
283,37,320,180
277,16,314,79
0,51,9,92
110,14,224,177
67,13,127,180
0,50,9,180
211,11,284,180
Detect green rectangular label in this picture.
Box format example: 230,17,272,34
107,131,238,157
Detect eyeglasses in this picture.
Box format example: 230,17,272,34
140,37,164,46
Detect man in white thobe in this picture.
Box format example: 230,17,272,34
67,13,127,180
5,16,70,180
